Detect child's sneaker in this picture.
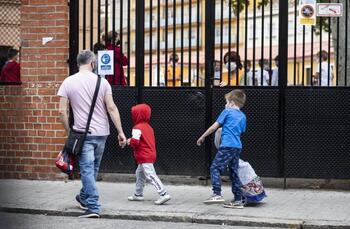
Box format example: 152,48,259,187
128,194,144,201
203,195,225,204
154,193,171,205
223,200,244,209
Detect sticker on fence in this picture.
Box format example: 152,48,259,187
98,50,114,75
317,3,343,17
299,0,316,26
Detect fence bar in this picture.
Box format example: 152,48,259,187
149,0,153,86
252,0,256,85
98,0,101,43
135,0,144,102
269,0,273,85
261,0,264,86
112,0,115,45
104,0,108,46
220,0,224,83
328,17,331,86
196,0,200,87
69,0,79,75
236,0,240,85
127,0,130,86
278,0,288,189
157,0,161,86
293,1,297,86
228,0,232,85
204,0,215,175
188,0,192,86
83,0,86,49
244,1,248,85
310,26,314,86
90,0,94,50
180,0,184,85
119,0,123,85
173,0,176,86
336,5,339,86
157,0,160,86
302,26,305,86
165,0,169,87
319,18,323,86
345,0,348,86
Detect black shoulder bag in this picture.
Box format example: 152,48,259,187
65,76,101,155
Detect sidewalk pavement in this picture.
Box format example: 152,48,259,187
0,179,349,228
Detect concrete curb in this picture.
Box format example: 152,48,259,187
1,206,350,228
4,206,347,229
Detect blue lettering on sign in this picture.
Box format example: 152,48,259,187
101,54,111,64
101,65,111,70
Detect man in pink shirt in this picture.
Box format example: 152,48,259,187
58,50,126,218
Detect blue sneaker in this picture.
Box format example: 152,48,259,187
78,210,100,218
75,195,88,210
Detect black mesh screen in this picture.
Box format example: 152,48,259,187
100,87,138,173
143,89,207,176
212,88,281,177
285,88,350,179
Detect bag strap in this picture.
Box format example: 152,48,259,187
84,76,101,135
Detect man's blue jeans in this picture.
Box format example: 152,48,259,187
78,136,107,213
210,147,242,201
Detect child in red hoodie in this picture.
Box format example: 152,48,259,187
127,104,171,205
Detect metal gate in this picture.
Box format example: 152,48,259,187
69,0,350,181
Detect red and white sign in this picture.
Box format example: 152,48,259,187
317,3,343,17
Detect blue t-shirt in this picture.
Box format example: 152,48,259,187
216,108,246,149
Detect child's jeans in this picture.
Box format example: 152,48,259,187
210,147,242,201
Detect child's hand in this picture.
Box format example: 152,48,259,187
197,137,205,146
126,138,131,146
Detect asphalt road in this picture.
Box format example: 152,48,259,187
0,212,280,229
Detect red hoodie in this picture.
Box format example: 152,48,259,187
0,61,21,83
130,104,156,164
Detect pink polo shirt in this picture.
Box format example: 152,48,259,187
57,70,112,136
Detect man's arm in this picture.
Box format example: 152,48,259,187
104,94,126,147
58,97,70,133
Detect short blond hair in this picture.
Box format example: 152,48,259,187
225,89,246,108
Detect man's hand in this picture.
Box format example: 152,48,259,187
118,132,127,148
197,137,205,146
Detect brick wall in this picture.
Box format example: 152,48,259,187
0,0,69,179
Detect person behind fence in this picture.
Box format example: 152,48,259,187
240,60,257,86
214,128,267,205
271,55,279,86
166,53,181,87
92,42,106,78
213,60,221,86
220,51,243,87
127,104,171,205
254,59,270,86
0,48,21,83
197,90,246,209
58,50,127,218
105,31,128,86
314,50,333,86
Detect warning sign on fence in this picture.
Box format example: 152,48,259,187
299,0,316,26
317,3,343,17
98,50,114,75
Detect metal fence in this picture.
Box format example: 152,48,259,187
69,0,350,181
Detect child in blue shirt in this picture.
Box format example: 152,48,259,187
197,89,246,209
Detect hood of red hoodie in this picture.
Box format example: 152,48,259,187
131,104,151,125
